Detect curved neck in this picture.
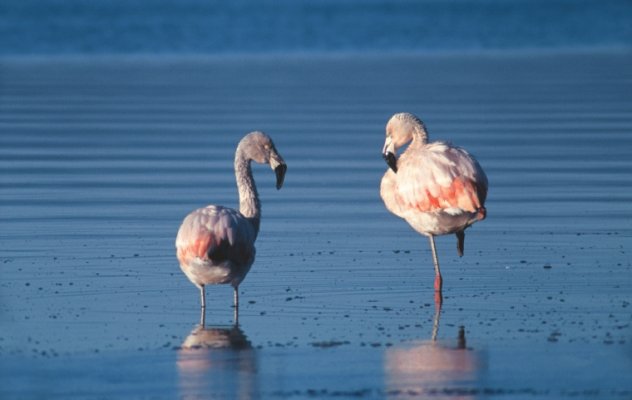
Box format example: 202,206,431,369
412,126,428,145
234,152,261,236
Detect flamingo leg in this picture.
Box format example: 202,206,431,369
431,299,442,342
434,289,443,308
428,235,443,292
199,285,206,309
456,230,465,257
233,287,240,325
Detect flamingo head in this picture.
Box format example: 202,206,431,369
383,112,428,173
240,131,287,190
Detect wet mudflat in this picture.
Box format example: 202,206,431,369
1,53,631,399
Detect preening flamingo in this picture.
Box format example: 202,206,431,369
176,131,286,313
380,113,487,297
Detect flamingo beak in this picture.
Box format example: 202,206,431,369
274,163,287,190
383,152,398,173
271,153,286,190
382,137,398,173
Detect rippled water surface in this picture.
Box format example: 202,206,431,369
1,53,631,399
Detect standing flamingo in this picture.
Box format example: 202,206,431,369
176,131,287,313
380,113,487,297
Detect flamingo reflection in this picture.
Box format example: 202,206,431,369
385,305,483,399
177,310,257,399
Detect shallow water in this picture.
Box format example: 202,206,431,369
1,53,631,398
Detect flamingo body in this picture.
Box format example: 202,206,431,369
380,113,487,295
381,141,487,236
176,206,256,289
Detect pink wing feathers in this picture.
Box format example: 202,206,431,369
176,206,256,268
396,142,487,214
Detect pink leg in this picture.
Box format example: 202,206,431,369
434,275,443,292
434,287,443,307
431,298,442,341
428,235,443,292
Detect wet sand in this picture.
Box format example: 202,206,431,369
1,52,631,399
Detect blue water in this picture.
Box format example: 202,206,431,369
1,53,631,399
1,0,631,56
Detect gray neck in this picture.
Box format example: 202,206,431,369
234,152,261,236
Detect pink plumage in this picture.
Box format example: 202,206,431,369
380,113,487,298
176,206,256,289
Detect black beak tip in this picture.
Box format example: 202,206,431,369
383,152,398,173
275,164,287,190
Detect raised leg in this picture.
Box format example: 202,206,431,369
428,235,443,292
456,230,465,257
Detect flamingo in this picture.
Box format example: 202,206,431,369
380,113,487,298
176,131,287,314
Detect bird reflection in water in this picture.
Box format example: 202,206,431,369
177,310,257,399
385,304,483,399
